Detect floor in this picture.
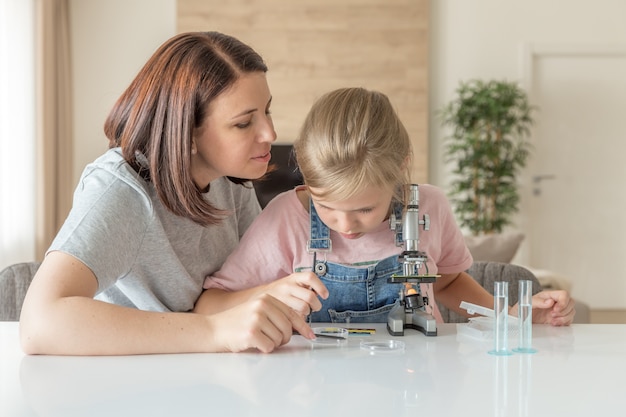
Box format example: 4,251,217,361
589,309,626,324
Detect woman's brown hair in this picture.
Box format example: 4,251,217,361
103,31,267,226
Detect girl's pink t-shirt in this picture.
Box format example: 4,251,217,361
205,184,473,322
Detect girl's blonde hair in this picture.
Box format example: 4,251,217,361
294,87,412,201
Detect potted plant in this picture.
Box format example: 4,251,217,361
439,79,535,235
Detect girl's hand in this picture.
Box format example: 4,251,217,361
511,290,576,326
264,272,329,317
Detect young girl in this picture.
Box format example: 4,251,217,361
196,88,575,326
19,31,315,356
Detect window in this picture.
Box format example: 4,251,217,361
0,0,36,269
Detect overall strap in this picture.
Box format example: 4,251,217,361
307,198,332,253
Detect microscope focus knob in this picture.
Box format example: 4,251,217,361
421,214,430,231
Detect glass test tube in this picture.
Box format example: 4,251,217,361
513,280,537,353
489,281,513,356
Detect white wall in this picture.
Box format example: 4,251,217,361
69,1,626,283
428,1,626,307
69,0,176,185
428,0,626,186
70,0,626,191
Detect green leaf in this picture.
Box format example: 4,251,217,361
440,79,535,235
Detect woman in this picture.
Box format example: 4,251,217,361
19,31,315,355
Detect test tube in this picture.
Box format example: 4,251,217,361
489,281,513,356
513,280,537,353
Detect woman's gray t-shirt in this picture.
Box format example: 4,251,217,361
49,148,261,312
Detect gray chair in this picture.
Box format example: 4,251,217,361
253,144,302,208
437,261,542,323
0,261,40,321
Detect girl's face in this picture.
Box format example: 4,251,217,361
308,184,395,240
191,72,277,188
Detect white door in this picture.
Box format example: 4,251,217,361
520,47,626,309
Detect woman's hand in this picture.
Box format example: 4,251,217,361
207,293,315,353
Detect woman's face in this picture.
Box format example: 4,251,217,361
308,184,395,240
191,72,276,188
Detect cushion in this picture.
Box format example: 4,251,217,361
0,262,41,321
464,232,524,263
253,144,302,208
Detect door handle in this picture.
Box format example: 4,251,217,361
532,175,556,196
532,174,556,183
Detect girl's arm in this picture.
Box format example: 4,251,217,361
20,251,314,355
194,272,328,317
434,271,575,325
433,271,494,318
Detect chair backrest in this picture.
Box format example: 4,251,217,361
253,144,303,208
0,262,41,321
437,261,543,323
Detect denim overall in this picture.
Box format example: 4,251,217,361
308,199,423,323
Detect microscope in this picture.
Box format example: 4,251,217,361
387,184,439,337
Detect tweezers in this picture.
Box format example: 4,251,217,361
293,331,346,340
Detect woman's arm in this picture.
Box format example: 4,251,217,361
19,251,314,355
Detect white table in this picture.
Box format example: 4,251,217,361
2,321,626,416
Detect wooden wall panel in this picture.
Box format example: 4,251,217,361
178,0,429,182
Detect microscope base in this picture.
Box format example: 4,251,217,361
387,305,437,337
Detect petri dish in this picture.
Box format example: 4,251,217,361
311,327,349,345
360,339,405,354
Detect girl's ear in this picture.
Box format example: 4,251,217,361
401,156,410,170
400,155,412,182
